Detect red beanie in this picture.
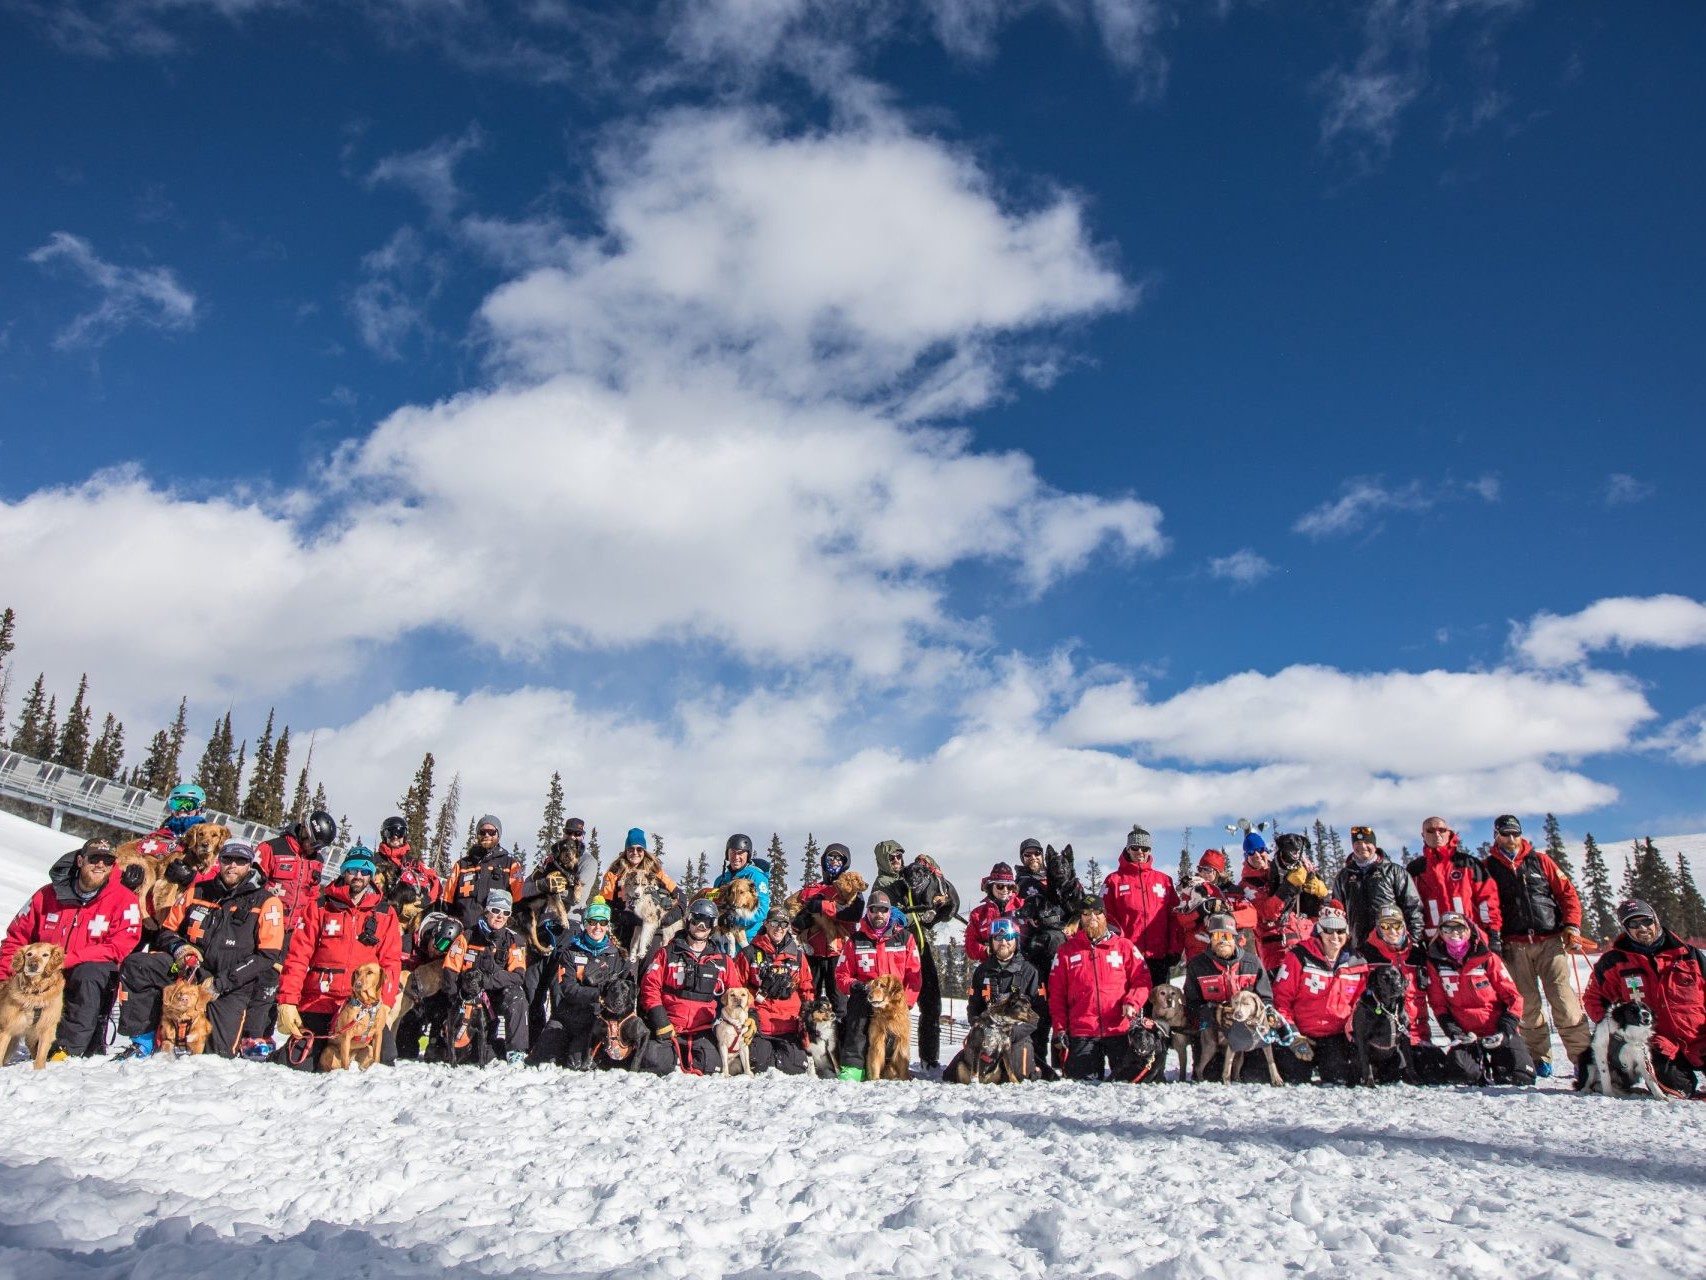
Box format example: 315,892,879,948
1198,849,1229,875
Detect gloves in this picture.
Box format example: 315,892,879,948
1480,1033,1506,1049
759,968,796,1001
1051,1032,1069,1060
1497,1013,1520,1039
1487,933,1503,956
1284,866,1309,889
275,1005,303,1038
1303,875,1329,899
1408,941,1429,966
163,858,197,886
653,1023,676,1040
170,946,203,977
1561,926,1583,951
545,872,568,895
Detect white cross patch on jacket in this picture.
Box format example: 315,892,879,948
1304,972,1327,994
1153,884,1167,897
87,915,110,938
324,919,341,935
1441,974,1460,996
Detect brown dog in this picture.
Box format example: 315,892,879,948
1198,989,1284,1086
714,986,756,1076
864,973,912,1081
157,976,218,1055
0,943,66,1069
791,870,869,953
1147,984,1194,1081
707,878,760,955
947,991,1038,1084
321,962,386,1071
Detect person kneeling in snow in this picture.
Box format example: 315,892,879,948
1423,912,1532,1086
1579,898,1706,1096
529,898,631,1068
733,908,816,1074
639,896,734,1074
1182,913,1273,1083
945,917,1045,1082
834,888,922,1080
1271,907,1367,1084
1048,894,1152,1081
438,890,530,1064
273,847,402,1070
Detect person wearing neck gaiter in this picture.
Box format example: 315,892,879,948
1423,912,1532,1085
1581,899,1706,1097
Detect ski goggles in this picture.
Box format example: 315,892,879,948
168,795,202,814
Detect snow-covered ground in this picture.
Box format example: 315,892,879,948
5,808,1705,1278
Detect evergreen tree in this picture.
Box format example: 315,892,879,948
1674,852,1706,942
241,709,277,822
429,773,462,874
766,832,789,901
0,606,15,726
695,850,710,895
194,713,240,809
57,675,94,769
1085,856,1104,893
10,673,49,756
802,833,821,887
311,781,329,814
398,752,435,854
1618,845,1640,903
587,826,602,879
227,739,246,814
1326,826,1345,873
264,727,291,826
135,728,172,792
87,713,125,779
1581,832,1617,940
1542,813,1577,880
337,813,353,849
1312,820,1336,885
537,771,566,856
40,694,59,763
292,765,312,822
1177,849,1192,885
165,697,189,791
1632,838,1682,924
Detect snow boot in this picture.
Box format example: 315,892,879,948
238,1038,275,1062
1535,1059,1553,1078
116,1033,156,1061
837,1065,865,1081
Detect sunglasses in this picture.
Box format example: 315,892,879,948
1625,917,1658,929
478,828,499,837
486,907,512,917
1318,927,1348,936
1439,924,1470,935
218,855,252,866
82,852,117,866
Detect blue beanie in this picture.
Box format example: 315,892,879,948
340,848,376,876
625,827,648,849
1243,832,1269,855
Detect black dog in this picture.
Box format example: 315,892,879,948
590,974,651,1072
440,995,493,1067
1353,964,1416,1085
1126,1017,1168,1083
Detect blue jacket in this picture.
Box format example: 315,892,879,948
712,864,771,947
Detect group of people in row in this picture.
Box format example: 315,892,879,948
4,790,1703,1093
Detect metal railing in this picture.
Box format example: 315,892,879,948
0,748,278,846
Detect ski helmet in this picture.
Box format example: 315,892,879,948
168,783,207,814
306,810,337,850
726,833,753,854
380,816,407,843
688,897,719,928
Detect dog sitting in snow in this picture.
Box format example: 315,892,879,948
590,974,650,1071
1199,989,1284,1086
714,986,757,1076
863,974,912,1081
320,962,386,1071
802,997,839,1078
948,992,1038,1083
1353,964,1417,1086
157,975,218,1056
1146,984,1193,1081
0,943,65,1070
1581,1001,1669,1100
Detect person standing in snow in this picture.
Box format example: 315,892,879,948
793,841,865,1017
373,815,442,904
1333,825,1423,951
1407,817,1501,947
1483,814,1590,1077
0,837,142,1060
599,828,683,958
834,888,923,1081
1101,826,1184,989
876,843,958,1073
441,816,525,932
964,862,1024,966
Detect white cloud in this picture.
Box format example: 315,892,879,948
1208,548,1274,587
1646,708,1706,767
1292,475,1431,538
1467,472,1500,502
25,231,197,349
1602,473,1653,507
348,226,443,359
1517,595,1706,669
367,124,486,221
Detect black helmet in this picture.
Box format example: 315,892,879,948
688,897,719,927
725,833,753,854
379,816,407,842
306,810,338,850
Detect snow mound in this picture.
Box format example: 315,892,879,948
1,1058,1700,1278
0,807,80,917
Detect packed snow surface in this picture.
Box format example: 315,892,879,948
1,1057,1702,1279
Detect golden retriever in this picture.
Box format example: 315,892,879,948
790,870,869,953
714,986,756,1076
116,823,231,927
864,973,912,1081
157,976,218,1056
321,962,386,1071
0,943,66,1070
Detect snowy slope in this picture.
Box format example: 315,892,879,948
1,1059,1701,1278
1567,832,1706,878
0,808,81,918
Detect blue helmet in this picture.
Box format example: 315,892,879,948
168,783,207,814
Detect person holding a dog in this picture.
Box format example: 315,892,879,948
1,836,143,1060
1580,899,1706,1096
516,816,590,1038
437,888,530,1063
639,895,735,1074
733,907,816,1074
874,842,958,1073
1271,905,1368,1084
793,842,865,1017
965,863,1025,965
1048,892,1152,1081
946,916,1044,1081
1102,826,1183,988
1484,814,1591,1077
1175,849,1257,963
116,839,287,1059
442,816,526,933
1422,911,1532,1086
273,847,403,1070
712,834,771,948
599,828,684,956
374,815,442,905
834,887,923,1080
1182,912,1272,1081
530,898,633,1068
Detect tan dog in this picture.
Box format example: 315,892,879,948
707,878,760,955
321,962,386,1071
620,867,684,969
0,943,66,1070
158,976,218,1056
1147,984,1194,1081
1198,989,1284,1086
791,870,869,953
714,986,756,1076
150,823,228,918
864,973,912,1081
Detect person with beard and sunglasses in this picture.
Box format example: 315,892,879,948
639,896,735,1075
273,847,403,1070
834,888,922,1081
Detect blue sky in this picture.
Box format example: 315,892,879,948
2,0,1703,884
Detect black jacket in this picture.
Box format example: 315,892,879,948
967,952,1043,1026
1333,852,1424,944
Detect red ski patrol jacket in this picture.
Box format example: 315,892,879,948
1048,926,1151,1038
641,933,734,1036
1273,938,1368,1039
1,852,143,979
278,882,403,1015
1585,931,1706,1065
1423,933,1522,1038
835,916,922,1004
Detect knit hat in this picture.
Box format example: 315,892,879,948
1126,826,1152,852
1242,832,1269,855
1019,837,1043,855
985,862,1018,887
1316,907,1349,932
1205,913,1237,935
484,889,514,913
340,848,376,876
584,898,612,924
1198,849,1228,875
625,827,647,849
1493,815,1523,836
1618,898,1658,927
1350,825,1376,845
475,815,503,840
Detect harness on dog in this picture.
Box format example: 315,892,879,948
599,1015,635,1062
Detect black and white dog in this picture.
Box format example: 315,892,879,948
1353,964,1417,1086
1581,1001,1668,1100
